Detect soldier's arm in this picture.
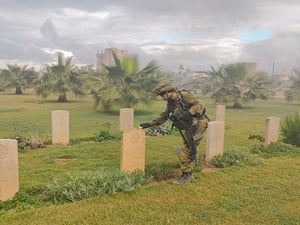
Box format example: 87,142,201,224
151,109,169,126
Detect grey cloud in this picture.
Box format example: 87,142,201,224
1,0,300,72
0,38,53,62
40,19,59,41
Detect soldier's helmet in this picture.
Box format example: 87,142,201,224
154,81,175,95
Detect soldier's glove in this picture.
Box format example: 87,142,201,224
181,110,192,121
139,122,152,129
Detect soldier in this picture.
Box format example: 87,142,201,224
139,81,208,184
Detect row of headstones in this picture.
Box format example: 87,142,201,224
0,106,280,201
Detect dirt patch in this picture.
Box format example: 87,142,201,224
55,158,77,165
201,166,218,173
200,156,219,173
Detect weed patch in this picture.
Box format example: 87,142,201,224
146,162,179,181
0,189,44,215
0,169,150,213
255,142,298,158
94,130,120,142
44,169,149,203
281,111,300,147
208,147,260,168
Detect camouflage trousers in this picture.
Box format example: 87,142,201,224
177,119,208,173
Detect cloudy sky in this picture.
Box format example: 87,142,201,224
1,0,300,73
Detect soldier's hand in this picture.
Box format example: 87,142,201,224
139,122,152,129
181,110,192,120
173,108,182,120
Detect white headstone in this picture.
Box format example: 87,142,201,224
265,117,280,144
215,104,225,122
0,139,19,201
205,121,225,161
121,128,145,172
120,108,134,131
52,110,69,145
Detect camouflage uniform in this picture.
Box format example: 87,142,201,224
149,90,208,173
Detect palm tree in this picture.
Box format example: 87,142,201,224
89,51,160,110
285,70,300,102
0,64,38,94
208,64,271,108
37,54,86,102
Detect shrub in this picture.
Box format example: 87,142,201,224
14,135,30,150
208,147,260,168
44,169,150,203
13,134,45,150
281,112,300,147
248,134,265,153
146,162,178,181
94,130,120,142
0,189,43,214
0,169,151,213
257,142,296,158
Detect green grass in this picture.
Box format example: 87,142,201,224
0,90,300,224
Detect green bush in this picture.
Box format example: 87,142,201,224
208,147,260,168
281,112,300,147
94,130,120,142
257,142,296,158
13,134,45,150
44,169,150,203
146,162,178,181
0,169,151,213
0,189,43,214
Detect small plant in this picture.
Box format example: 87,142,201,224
27,134,46,149
0,188,43,214
248,134,265,153
0,169,151,213
14,135,31,150
146,125,170,136
208,147,260,168
94,130,120,142
70,138,80,145
13,134,46,150
281,112,300,147
248,134,265,142
146,162,179,181
257,142,296,158
44,169,150,203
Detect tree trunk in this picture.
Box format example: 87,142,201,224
15,87,23,95
102,101,113,111
58,94,68,102
232,102,242,109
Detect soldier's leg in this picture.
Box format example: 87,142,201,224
173,139,193,184
178,140,193,173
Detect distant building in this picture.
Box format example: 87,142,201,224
237,62,259,74
96,48,128,71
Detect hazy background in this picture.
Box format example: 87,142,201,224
1,0,300,73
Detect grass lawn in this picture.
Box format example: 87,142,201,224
0,90,299,225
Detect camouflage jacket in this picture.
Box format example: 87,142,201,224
150,90,205,126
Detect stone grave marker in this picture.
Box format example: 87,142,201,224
265,117,280,144
215,104,225,122
120,108,134,131
52,110,69,145
0,139,19,201
205,121,225,161
121,128,145,172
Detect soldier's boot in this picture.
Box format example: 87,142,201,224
172,172,192,184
